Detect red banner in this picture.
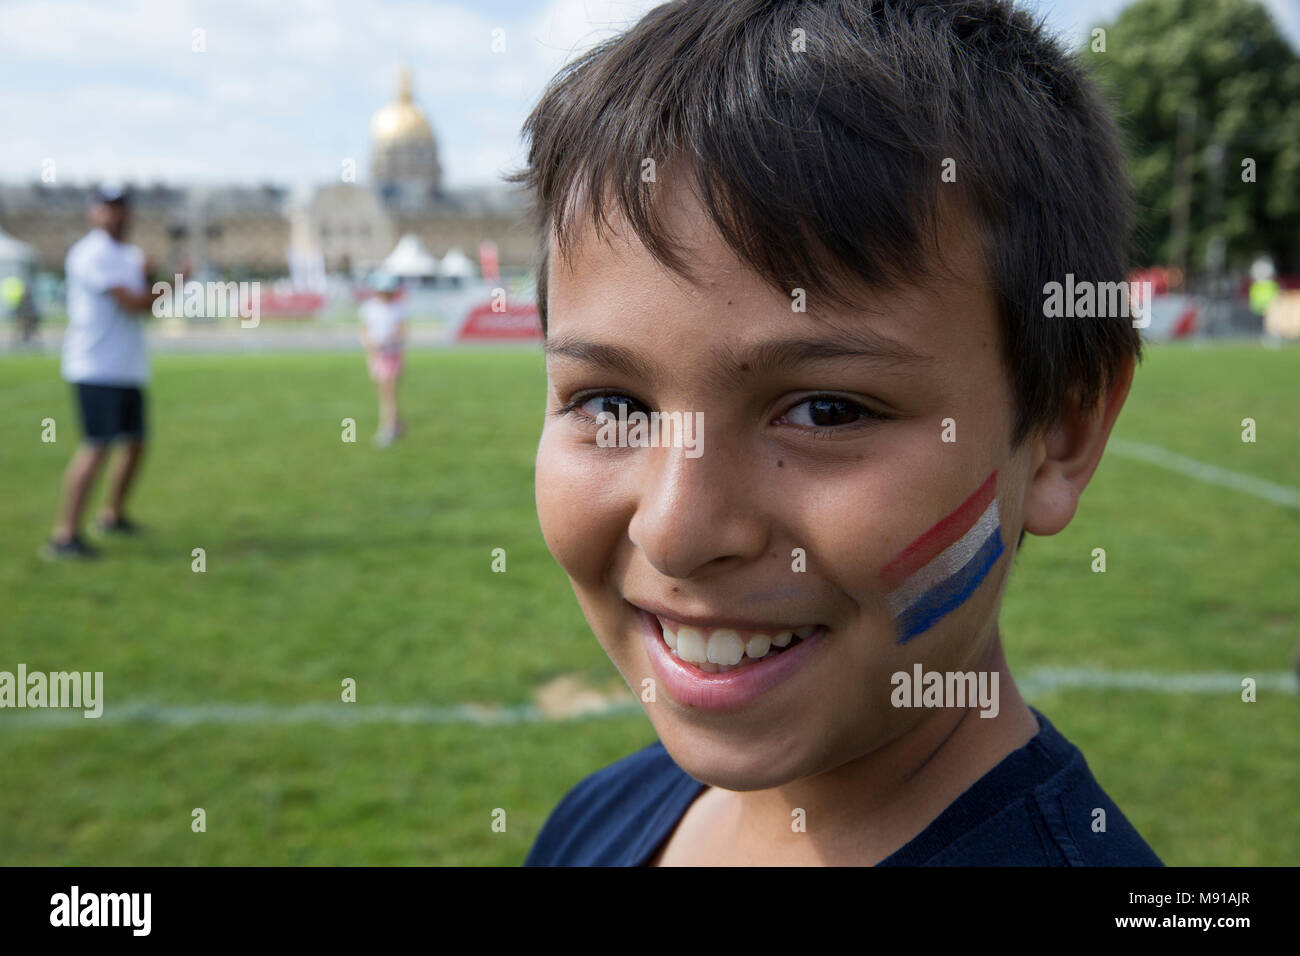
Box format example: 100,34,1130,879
456,301,542,341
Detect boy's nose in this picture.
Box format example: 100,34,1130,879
627,440,769,580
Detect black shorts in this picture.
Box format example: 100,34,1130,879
74,383,147,444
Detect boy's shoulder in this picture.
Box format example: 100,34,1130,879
879,709,1163,866
523,709,1163,867
523,739,704,866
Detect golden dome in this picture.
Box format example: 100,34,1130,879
370,68,434,146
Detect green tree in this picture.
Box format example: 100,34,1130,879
1084,0,1300,274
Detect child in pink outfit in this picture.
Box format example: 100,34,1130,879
359,274,407,446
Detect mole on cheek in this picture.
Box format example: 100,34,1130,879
777,460,783,467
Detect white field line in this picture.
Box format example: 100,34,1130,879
0,699,644,729
1017,669,1295,696
1107,438,1300,510
0,670,1293,729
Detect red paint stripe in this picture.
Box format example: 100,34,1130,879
880,471,998,589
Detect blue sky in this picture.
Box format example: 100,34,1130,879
1,0,1296,195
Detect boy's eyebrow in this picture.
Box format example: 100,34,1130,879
544,327,932,384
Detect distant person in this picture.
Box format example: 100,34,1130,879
43,185,159,560
1248,256,1279,318
2,273,40,345
359,273,407,447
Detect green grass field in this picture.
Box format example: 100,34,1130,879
1,342,1297,865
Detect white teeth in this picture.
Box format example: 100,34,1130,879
675,626,707,663
656,615,819,670
706,629,745,665
661,624,678,651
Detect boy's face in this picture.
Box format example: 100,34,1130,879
536,182,1039,791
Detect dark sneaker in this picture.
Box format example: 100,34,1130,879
40,535,101,561
95,515,144,535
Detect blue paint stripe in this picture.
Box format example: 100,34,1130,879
894,528,1004,644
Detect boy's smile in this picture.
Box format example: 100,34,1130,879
536,177,1040,797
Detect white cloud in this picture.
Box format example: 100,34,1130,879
527,0,663,69
5,0,1290,191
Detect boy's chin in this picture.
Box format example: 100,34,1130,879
650,718,850,793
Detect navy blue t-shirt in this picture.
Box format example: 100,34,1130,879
525,707,1162,866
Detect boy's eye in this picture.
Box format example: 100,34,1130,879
568,393,649,421
779,395,885,430
557,391,890,433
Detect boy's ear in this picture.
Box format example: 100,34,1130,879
1022,355,1136,537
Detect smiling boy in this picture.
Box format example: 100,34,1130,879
518,0,1161,866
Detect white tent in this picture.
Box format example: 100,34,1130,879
381,233,439,279
0,225,37,274
438,247,476,281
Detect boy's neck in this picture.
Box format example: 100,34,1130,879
707,633,1039,866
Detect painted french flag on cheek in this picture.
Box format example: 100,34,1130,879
881,471,1005,644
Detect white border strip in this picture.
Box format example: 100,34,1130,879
0,670,1293,728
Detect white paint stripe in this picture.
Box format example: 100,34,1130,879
1108,438,1300,510
0,670,1291,729
887,499,1000,615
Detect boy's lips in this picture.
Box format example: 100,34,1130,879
631,604,827,711
629,600,821,637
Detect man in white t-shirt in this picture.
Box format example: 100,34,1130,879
44,186,161,560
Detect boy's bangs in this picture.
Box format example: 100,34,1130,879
519,1,969,323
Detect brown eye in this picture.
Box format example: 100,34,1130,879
576,393,648,420
785,396,873,428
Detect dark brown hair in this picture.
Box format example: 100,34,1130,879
509,0,1141,444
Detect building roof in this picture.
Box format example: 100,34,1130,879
370,67,435,148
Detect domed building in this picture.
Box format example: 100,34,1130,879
364,67,536,281
294,66,535,276
0,67,535,283
370,68,443,211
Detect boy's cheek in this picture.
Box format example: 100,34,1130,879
534,431,621,582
